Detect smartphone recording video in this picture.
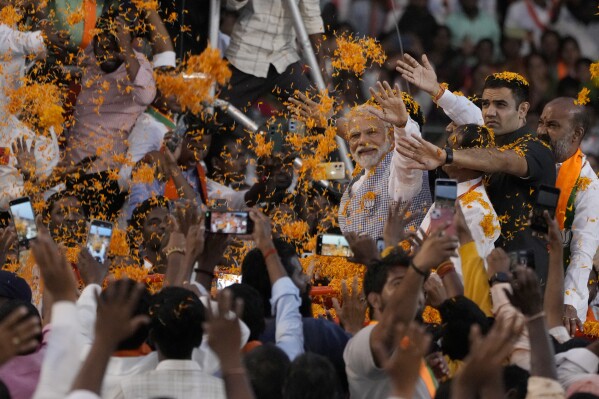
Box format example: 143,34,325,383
430,179,458,236
530,185,560,234
87,220,113,264
9,197,37,246
316,234,353,257
206,211,254,235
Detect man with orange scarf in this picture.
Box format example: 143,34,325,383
537,97,599,336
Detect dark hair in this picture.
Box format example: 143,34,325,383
241,239,299,318
0,299,42,352
282,353,342,399
484,73,530,106
503,365,529,399
204,132,245,177
128,195,169,246
569,395,599,399
0,380,9,399
559,35,580,54
244,344,291,399
363,248,411,298
455,124,495,149
228,283,266,341
149,287,205,359
101,280,152,351
438,295,491,360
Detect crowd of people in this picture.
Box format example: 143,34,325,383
0,0,598,398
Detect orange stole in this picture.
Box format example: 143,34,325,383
555,148,583,229
80,0,98,50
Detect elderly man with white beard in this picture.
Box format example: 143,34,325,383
337,82,431,240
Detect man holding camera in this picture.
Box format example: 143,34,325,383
395,54,556,283
538,97,599,333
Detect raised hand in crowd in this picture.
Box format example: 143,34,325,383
372,322,432,399
452,314,524,399
395,134,448,171
30,217,77,303
368,81,409,128
0,306,42,366
332,276,367,335
424,273,448,308
287,90,334,129
70,280,149,395
12,137,37,182
486,247,511,280
204,289,255,399
509,267,558,381
344,232,381,266
395,54,443,98
382,200,418,249
78,247,110,287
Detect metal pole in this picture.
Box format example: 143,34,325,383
282,0,354,175
209,0,221,49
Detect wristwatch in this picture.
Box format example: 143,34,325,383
444,146,454,164
488,272,510,286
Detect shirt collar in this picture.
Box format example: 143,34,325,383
457,176,483,197
156,359,202,371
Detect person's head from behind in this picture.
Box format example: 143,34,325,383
100,279,152,351
0,299,42,355
443,124,495,180
482,72,530,134
503,365,529,399
206,133,248,183
537,97,590,162
129,196,170,253
282,353,342,399
45,191,87,244
228,283,266,342
244,344,290,399
439,296,490,360
242,238,311,318
149,286,205,360
363,248,414,320
342,104,393,169
93,15,125,74
0,271,32,307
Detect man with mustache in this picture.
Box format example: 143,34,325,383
395,54,555,283
537,97,599,335
338,82,431,240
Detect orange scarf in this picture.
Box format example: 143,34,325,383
80,0,97,50
555,148,584,229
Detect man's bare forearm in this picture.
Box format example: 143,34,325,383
453,147,528,177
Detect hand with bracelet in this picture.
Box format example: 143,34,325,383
395,54,445,101
410,223,459,278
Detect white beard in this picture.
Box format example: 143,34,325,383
352,139,392,169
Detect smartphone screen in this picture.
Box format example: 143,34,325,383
9,197,37,246
317,234,353,257
87,220,113,263
206,211,253,234
530,185,560,233
434,178,458,205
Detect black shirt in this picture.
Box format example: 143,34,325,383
486,125,556,284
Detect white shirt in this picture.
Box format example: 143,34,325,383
33,302,83,399
225,0,324,78
561,158,599,322
0,24,46,110
76,284,250,399
420,177,500,276
352,116,424,203
556,347,599,390
118,360,226,399
270,276,304,361
0,115,60,211
503,0,555,46
436,90,484,127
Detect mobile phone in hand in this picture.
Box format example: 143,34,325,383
9,197,37,248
